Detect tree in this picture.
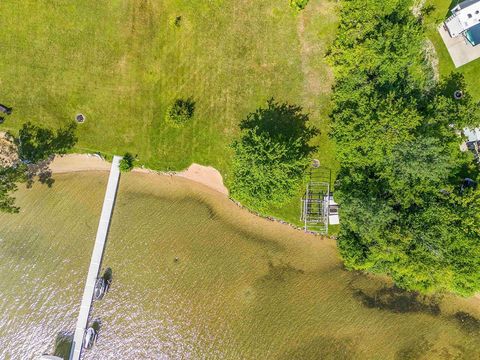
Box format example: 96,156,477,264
230,99,318,211
290,0,309,11
119,153,135,172
329,0,480,296
0,122,78,213
165,98,195,127
16,122,77,163
0,164,27,213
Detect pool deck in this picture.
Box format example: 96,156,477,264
438,24,480,67
70,156,121,360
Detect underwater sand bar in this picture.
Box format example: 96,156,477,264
70,156,121,360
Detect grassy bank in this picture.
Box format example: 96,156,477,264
0,0,339,226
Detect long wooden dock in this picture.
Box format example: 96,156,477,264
70,156,121,360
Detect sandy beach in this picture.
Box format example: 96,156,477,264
49,154,229,196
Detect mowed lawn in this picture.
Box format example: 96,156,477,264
425,0,480,99
0,0,338,225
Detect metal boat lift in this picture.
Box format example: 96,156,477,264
300,167,335,234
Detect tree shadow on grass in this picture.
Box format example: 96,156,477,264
239,98,319,155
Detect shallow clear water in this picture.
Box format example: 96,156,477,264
1,172,480,359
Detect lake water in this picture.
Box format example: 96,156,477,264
1,171,480,359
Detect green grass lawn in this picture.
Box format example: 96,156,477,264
425,0,480,99
0,0,338,228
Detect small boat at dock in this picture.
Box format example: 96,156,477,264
93,267,113,300
83,327,97,349
93,277,106,300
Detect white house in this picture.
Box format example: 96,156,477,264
444,0,480,45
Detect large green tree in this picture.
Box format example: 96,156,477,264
0,122,78,213
0,165,27,213
230,99,318,212
330,0,480,296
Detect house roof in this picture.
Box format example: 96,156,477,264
449,0,480,35
457,0,480,10
445,15,465,37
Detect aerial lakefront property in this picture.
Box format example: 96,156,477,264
1,0,480,359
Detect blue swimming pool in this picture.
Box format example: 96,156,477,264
465,22,480,46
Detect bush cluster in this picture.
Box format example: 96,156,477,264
165,98,195,127
290,0,309,11
119,152,135,172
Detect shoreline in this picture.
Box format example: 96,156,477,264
49,154,229,196
23,154,480,305
49,153,322,237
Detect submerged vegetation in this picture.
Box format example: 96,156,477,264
329,0,480,296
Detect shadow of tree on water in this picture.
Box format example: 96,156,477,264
352,285,441,315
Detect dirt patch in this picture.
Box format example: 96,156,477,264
424,39,439,84
0,132,19,167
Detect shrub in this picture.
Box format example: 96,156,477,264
290,0,309,11
169,15,182,28
165,98,195,127
119,152,135,172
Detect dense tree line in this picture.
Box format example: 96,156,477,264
329,0,480,296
